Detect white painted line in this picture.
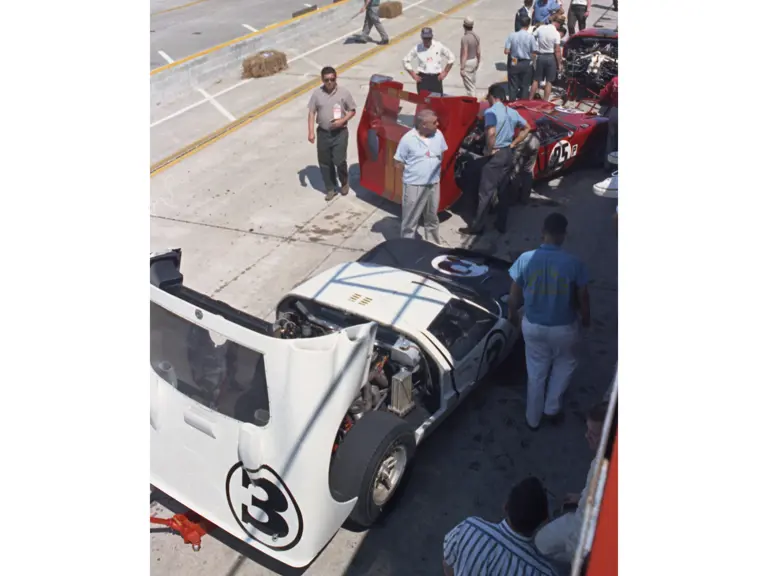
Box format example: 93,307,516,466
300,54,324,72
196,88,236,122
157,50,174,64
151,0,440,128
242,24,259,32
410,5,447,15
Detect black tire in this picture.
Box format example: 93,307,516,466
329,411,415,527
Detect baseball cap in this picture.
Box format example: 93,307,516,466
463,16,474,26
421,27,433,38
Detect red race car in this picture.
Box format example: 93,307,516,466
357,75,609,213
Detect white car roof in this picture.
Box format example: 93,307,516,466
286,261,454,333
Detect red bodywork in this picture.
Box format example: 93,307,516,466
357,76,609,212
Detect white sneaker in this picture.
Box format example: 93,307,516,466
593,171,618,198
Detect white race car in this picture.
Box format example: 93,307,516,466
150,239,521,567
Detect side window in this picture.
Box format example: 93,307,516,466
427,299,496,361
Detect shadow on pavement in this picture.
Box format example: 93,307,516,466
342,165,618,576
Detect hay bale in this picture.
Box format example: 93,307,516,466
241,50,288,79
379,1,403,19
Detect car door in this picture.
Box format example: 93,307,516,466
425,298,501,395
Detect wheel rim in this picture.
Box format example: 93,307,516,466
372,444,407,507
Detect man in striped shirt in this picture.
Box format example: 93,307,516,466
443,477,558,575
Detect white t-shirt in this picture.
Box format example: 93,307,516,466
571,0,588,5
534,24,561,54
403,41,456,75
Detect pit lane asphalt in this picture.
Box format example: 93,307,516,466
150,0,337,70
149,1,619,574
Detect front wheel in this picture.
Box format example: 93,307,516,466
329,411,415,527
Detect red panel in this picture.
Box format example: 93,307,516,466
587,432,618,576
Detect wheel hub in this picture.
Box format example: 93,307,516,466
372,445,407,507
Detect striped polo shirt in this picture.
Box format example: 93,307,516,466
444,517,558,576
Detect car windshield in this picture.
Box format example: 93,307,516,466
427,298,496,361
150,302,270,426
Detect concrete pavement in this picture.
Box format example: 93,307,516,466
150,0,342,70
150,0,619,574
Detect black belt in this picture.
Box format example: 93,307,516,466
511,58,531,61
419,72,440,76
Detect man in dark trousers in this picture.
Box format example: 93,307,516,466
359,0,389,45
505,14,537,101
403,28,455,95
496,127,541,233
567,0,591,36
307,66,357,201
459,84,530,236
515,0,535,32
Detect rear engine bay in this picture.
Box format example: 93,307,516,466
274,298,441,452
564,37,618,95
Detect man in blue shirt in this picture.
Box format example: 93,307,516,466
394,109,448,244
507,212,591,430
505,14,537,100
532,0,563,26
459,84,530,235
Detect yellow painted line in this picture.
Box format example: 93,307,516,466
150,0,351,76
151,0,212,17
151,0,479,177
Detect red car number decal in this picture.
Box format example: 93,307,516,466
548,140,578,170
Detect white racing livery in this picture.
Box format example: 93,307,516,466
150,239,521,567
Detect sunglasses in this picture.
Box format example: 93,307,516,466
322,77,337,83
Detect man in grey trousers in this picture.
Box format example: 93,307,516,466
359,0,389,44
393,109,447,244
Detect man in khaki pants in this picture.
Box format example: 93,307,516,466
459,17,481,97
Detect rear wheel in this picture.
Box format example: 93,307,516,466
329,411,415,527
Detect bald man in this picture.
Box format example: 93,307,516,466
393,109,448,244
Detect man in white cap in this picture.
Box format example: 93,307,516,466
459,17,481,97
403,27,456,95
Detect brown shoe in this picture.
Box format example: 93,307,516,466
340,183,350,196
325,189,337,201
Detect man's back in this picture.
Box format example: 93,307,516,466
509,244,587,327
461,31,480,60
444,516,558,575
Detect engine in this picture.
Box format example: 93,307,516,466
273,300,435,448
564,40,618,93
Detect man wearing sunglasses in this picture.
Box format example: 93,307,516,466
307,67,357,201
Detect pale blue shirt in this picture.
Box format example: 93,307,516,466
394,128,448,185
505,30,537,60
484,102,528,149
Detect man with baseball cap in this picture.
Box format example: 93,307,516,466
459,17,481,97
403,27,456,95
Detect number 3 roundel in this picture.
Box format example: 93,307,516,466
225,462,304,551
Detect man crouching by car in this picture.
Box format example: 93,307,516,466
460,84,530,236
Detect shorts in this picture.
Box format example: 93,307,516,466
534,53,557,84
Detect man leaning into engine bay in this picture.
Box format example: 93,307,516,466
459,84,530,236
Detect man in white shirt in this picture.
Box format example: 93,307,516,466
531,14,564,101
393,109,448,243
567,0,590,36
403,27,456,95
534,401,609,566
